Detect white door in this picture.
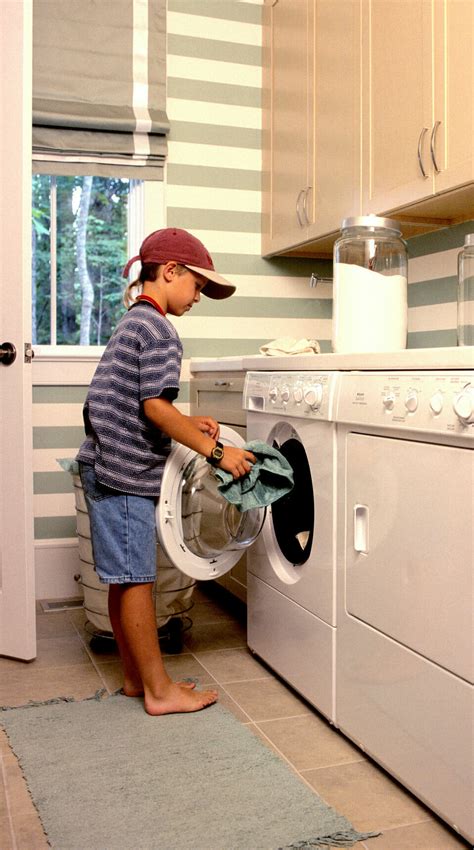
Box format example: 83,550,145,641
0,0,36,660
345,433,473,682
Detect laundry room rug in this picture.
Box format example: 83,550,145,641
1,693,380,850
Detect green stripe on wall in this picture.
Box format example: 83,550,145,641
407,221,474,258
191,297,332,319
168,77,261,108
35,516,77,539
167,163,261,190
167,207,260,233
33,426,85,449
34,471,74,495
203,253,333,277
407,329,458,348
168,121,261,149
168,0,262,25
33,386,88,404
181,338,332,358
168,34,261,67
408,276,457,308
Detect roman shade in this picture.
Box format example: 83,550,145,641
33,0,169,178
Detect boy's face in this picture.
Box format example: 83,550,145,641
166,267,207,316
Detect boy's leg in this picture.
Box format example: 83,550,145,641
108,583,145,696
108,583,197,697
116,581,218,715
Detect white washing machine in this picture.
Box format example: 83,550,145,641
335,370,474,844
243,370,340,722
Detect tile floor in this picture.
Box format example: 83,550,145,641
0,583,470,850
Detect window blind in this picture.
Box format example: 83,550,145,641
33,0,168,178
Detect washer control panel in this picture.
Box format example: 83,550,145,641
244,371,339,421
337,371,474,436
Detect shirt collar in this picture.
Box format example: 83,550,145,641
133,294,166,316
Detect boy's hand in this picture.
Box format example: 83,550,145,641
218,446,256,479
190,415,220,440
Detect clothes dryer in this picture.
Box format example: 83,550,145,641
243,370,340,721
335,370,474,843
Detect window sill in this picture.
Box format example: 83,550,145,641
32,346,103,385
33,345,106,361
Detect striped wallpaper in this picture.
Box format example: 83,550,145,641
32,1,473,587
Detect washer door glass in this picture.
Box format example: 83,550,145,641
271,437,314,565
156,424,266,581
181,455,264,558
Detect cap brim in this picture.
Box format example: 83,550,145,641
185,265,236,300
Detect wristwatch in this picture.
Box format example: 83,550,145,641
206,440,224,466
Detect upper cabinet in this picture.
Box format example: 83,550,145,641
262,0,361,258
362,0,473,213
262,0,474,258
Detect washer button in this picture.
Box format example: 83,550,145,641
405,390,419,413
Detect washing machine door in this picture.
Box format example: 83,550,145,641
156,424,265,580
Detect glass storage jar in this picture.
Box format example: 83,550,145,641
332,215,408,353
457,234,474,346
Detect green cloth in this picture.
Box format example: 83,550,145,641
214,440,294,512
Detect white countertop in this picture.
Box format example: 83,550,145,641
189,356,245,372
190,347,473,373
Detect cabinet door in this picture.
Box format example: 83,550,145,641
262,0,311,255
307,0,361,239
432,0,474,193
361,0,435,213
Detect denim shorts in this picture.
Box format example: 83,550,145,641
79,463,158,585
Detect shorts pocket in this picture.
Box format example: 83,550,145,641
79,464,116,502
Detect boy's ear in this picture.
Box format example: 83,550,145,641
162,261,178,282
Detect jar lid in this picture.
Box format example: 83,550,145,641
464,233,474,247
341,214,402,234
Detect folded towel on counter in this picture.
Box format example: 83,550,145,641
213,440,294,512
259,336,320,356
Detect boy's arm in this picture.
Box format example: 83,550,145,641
143,397,255,478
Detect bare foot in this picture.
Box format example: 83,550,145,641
144,682,218,715
122,680,196,698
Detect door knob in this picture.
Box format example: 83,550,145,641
0,342,17,366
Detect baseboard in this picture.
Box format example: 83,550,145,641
35,539,82,601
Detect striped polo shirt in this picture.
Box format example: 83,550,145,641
76,301,183,497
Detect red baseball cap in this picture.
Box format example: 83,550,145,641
122,227,236,300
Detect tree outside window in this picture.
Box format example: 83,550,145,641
32,175,138,346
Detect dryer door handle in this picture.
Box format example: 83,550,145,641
354,504,369,554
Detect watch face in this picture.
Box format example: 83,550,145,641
213,445,224,460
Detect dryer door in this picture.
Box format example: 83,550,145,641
156,424,265,580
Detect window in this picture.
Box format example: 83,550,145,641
32,176,144,346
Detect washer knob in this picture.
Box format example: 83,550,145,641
280,385,290,403
304,384,323,410
382,393,395,411
429,390,444,415
293,386,304,404
269,386,278,402
405,390,419,413
453,385,474,424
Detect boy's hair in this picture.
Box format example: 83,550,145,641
123,263,188,308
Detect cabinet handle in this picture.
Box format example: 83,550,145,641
430,120,441,174
296,188,305,227
303,186,311,226
417,127,429,178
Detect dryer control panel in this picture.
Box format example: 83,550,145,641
337,371,474,437
243,371,339,421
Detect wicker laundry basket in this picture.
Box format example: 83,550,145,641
69,466,195,653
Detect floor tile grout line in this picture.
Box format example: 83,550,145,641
248,719,348,811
